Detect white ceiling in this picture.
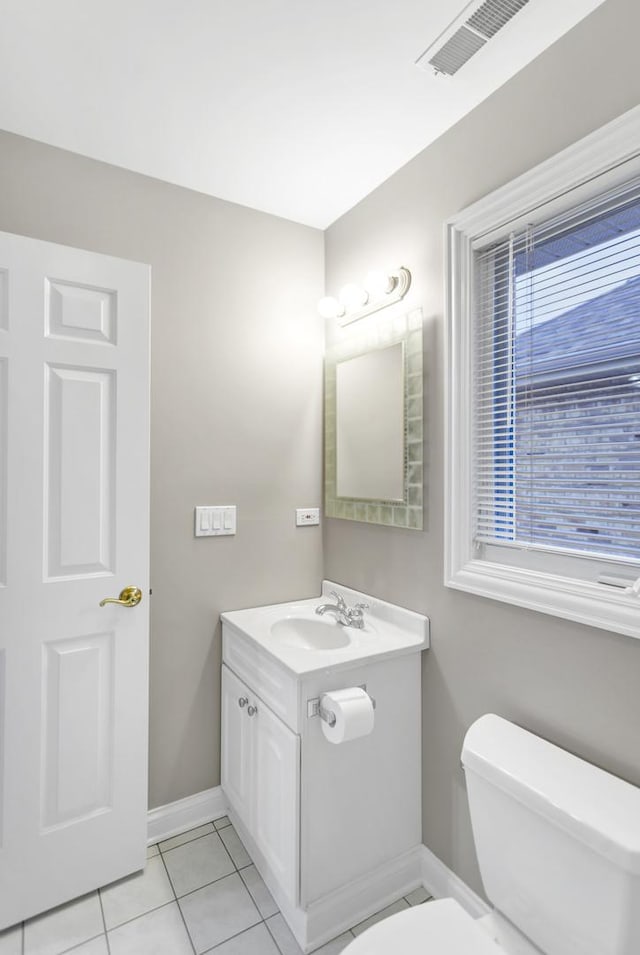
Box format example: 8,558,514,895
0,0,605,229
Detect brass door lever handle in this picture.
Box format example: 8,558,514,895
99,586,143,608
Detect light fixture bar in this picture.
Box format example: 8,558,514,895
337,267,411,326
317,267,411,326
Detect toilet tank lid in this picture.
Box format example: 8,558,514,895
462,715,640,874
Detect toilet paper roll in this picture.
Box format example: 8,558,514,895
320,687,375,744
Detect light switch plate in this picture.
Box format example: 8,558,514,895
195,505,236,537
296,507,320,526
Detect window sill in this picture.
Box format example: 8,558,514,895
446,560,640,640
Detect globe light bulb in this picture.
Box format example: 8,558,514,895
364,270,395,297
317,296,344,319
339,283,368,310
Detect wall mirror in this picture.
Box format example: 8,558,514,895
325,307,423,529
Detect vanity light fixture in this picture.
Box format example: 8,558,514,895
317,267,412,326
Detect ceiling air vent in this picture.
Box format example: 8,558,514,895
416,0,531,77
428,24,487,76
468,0,530,38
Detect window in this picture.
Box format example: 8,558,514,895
445,107,640,639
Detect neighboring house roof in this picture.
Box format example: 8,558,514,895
515,274,640,385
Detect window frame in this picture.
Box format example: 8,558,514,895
445,105,640,640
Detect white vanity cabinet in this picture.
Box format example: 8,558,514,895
220,581,429,954
221,664,299,902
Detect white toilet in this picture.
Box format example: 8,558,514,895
343,714,640,955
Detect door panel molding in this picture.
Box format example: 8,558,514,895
45,278,117,345
41,632,115,831
44,364,116,579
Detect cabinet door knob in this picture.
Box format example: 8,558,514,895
238,697,249,708
247,704,258,717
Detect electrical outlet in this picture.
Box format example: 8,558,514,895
296,507,320,526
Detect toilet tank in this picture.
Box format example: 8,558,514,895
462,715,640,955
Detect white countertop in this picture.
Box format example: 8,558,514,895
221,580,429,676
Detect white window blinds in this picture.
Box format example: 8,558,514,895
473,185,640,564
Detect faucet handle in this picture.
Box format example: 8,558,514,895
346,602,368,629
330,590,347,609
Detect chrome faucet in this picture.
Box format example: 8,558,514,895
315,591,369,629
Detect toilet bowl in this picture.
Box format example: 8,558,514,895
343,898,505,954
343,900,544,954
343,714,640,955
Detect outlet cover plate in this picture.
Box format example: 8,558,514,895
296,507,320,526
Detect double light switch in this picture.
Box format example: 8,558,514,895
195,505,236,537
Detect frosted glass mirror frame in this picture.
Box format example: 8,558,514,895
325,307,423,529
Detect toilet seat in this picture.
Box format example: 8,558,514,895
343,898,504,954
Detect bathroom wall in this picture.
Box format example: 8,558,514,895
0,133,324,808
323,0,640,893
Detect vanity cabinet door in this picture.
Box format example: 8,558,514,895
221,662,300,905
221,664,253,832
253,697,300,903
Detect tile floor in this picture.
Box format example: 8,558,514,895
0,815,433,955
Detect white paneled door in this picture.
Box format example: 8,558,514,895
0,231,150,929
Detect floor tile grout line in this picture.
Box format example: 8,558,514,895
264,913,292,955
158,824,217,856
220,829,241,868
213,817,232,831
101,899,177,935
55,929,108,955
159,827,248,900
238,869,268,929
157,848,198,955
237,865,278,921
156,841,181,902
97,887,112,955
217,825,253,873
216,828,245,876
155,818,238,875
199,914,268,954
168,863,248,904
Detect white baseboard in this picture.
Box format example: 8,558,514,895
420,844,490,919
147,787,228,845
303,845,424,952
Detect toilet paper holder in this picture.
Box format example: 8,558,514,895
307,685,376,726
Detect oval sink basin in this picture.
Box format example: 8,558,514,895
270,616,352,651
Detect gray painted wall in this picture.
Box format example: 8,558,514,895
0,133,325,808
323,0,640,893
